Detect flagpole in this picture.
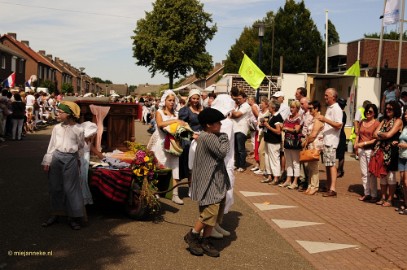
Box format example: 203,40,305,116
377,0,387,78
396,0,405,85
325,10,328,74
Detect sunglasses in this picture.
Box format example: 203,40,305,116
308,107,314,110
386,107,393,112
366,110,374,114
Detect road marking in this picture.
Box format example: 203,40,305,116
271,219,324,229
240,191,278,197
253,203,297,211
296,240,358,254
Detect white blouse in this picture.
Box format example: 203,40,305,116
42,123,85,166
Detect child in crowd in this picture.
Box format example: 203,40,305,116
41,101,85,230
184,108,231,257
79,121,105,207
25,107,35,133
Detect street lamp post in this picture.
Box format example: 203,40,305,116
257,23,265,104
105,84,108,97
79,67,85,96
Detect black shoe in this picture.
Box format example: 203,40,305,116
184,230,203,256
201,237,220,257
42,215,59,227
68,218,81,230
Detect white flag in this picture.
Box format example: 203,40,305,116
383,0,401,25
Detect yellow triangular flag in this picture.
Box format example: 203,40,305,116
344,60,360,77
238,54,266,89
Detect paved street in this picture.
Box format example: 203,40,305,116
0,122,312,270
2,120,407,269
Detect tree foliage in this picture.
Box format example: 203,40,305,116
131,0,217,88
328,19,340,45
92,77,113,84
40,80,56,94
61,83,74,94
365,30,407,40
224,0,326,75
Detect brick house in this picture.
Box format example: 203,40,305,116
0,43,26,87
329,38,407,90
179,62,225,90
0,33,60,90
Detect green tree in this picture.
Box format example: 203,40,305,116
61,83,74,94
131,0,217,89
365,31,407,40
273,0,324,74
328,19,340,45
224,27,258,73
224,0,326,75
40,80,56,94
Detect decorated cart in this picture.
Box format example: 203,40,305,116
89,142,173,220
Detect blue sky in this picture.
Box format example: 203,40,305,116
0,0,401,86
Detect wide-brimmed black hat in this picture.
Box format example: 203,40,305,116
198,108,225,126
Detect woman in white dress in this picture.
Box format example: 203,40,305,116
149,90,187,205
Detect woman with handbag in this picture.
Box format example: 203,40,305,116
354,104,380,202
148,90,187,205
279,100,303,189
371,101,402,207
302,100,324,195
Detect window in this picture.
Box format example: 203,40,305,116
39,65,43,79
11,56,17,72
19,59,24,73
1,55,5,69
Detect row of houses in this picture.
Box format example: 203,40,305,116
0,32,129,96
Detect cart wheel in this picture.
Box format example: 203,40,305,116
126,194,147,220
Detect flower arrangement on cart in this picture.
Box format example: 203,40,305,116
125,142,171,219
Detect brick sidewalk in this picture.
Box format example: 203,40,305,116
234,150,407,270
135,121,407,269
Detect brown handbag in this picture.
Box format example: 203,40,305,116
299,138,320,163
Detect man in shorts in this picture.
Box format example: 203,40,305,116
316,88,343,197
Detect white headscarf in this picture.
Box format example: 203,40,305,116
81,121,98,138
159,90,179,109
211,94,236,117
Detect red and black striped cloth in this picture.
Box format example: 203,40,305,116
90,168,134,203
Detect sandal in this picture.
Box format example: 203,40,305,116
399,209,407,215
395,205,406,212
382,200,392,207
376,199,385,205
41,216,58,227
278,182,291,188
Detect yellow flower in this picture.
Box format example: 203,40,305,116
144,156,150,162
133,169,143,177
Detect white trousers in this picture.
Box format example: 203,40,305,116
358,148,377,197
264,143,281,177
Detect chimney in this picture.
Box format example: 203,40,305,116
55,57,60,62
7,32,16,39
46,54,52,60
38,50,46,55
21,40,29,47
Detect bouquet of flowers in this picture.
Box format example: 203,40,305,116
126,141,161,213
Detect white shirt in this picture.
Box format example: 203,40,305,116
323,102,343,147
42,123,85,166
25,94,35,107
232,102,251,135
278,103,290,121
